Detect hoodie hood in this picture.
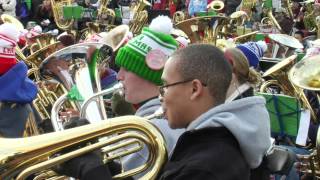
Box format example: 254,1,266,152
187,96,271,168
0,62,38,103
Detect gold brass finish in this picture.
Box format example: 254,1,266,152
50,0,74,30
173,11,185,24
207,0,224,11
267,9,282,32
129,0,151,35
0,14,24,31
28,33,57,54
175,16,229,44
25,42,62,67
260,54,318,123
40,42,114,130
298,126,320,178
230,11,249,26
0,116,167,180
289,54,320,91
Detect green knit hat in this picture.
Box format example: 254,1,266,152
116,16,178,85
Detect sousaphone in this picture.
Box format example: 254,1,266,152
260,54,318,123
289,54,320,177
289,54,320,91
39,42,114,131
175,15,229,44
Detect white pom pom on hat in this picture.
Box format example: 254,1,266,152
149,15,173,34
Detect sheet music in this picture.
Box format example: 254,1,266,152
296,109,311,146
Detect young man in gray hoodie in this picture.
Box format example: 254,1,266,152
158,44,271,179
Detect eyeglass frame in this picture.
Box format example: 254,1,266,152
159,79,207,97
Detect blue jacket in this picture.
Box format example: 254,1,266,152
0,61,38,103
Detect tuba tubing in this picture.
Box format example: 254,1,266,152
0,116,167,179
51,93,69,131
51,83,124,131
80,83,124,119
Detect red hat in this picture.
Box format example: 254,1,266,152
0,23,19,75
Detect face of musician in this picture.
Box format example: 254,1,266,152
160,57,211,129
160,58,189,129
117,67,158,104
160,45,231,129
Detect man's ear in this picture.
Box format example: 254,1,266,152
190,79,204,100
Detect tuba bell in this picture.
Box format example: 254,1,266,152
0,116,167,179
207,0,224,12
173,11,185,24
289,54,320,91
39,42,114,131
99,24,130,51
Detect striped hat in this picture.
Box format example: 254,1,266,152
115,16,178,85
0,23,20,75
236,41,267,69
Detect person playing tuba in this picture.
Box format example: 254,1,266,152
57,15,184,179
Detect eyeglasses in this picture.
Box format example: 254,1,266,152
159,79,192,97
159,79,207,97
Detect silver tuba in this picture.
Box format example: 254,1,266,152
39,42,114,131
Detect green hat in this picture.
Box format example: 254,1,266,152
116,16,178,85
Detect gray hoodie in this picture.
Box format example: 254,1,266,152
187,96,271,169
122,98,185,177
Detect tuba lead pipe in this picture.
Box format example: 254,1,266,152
80,83,124,119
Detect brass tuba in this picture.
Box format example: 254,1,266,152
28,33,57,54
129,0,151,35
50,0,74,30
288,54,320,177
175,16,229,44
0,116,167,179
230,11,249,27
96,0,116,25
173,11,185,24
207,0,224,12
260,54,318,123
39,42,114,131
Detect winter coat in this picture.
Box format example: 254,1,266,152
157,96,271,179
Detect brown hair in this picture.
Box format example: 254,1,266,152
224,48,261,85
